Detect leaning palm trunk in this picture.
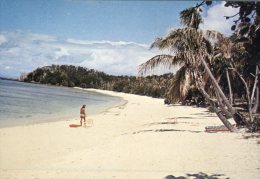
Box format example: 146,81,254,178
201,58,234,112
251,66,259,114
194,74,236,131
198,81,237,132
252,86,259,113
226,69,233,105
200,57,247,128
200,86,236,132
231,68,253,122
215,90,233,119
215,109,238,132
250,66,259,103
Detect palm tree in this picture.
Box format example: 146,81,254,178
139,6,246,132
215,33,260,120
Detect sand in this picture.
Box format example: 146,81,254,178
0,89,259,179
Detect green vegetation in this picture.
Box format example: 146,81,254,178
22,64,174,99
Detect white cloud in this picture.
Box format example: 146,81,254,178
0,31,162,78
0,34,7,45
54,47,70,59
201,2,239,35
27,33,57,42
67,38,148,48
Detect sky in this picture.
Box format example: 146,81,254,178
0,0,238,78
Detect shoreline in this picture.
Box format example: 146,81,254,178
0,85,125,129
0,89,259,179
78,87,129,116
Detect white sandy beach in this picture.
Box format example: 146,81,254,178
0,89,259,179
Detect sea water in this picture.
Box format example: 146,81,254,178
0,79,124,128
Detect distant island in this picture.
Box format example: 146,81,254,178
21,64,182,104
0,77,18,81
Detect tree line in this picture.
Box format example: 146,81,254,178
22,64,207,107
21,64,176,100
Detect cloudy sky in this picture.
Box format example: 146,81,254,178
0,0,238,78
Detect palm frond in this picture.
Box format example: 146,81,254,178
214,37,233,59
204,30,224,41
150,38,163,49
150,29,186,51
180,7,203,29
166,66,192,102
138,55,181,76
150,28,216,55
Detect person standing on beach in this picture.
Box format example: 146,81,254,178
80,105,86,126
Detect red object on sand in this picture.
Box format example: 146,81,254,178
69,124,81,128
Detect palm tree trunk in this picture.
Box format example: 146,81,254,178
251,65,259,106
201,58,235,112
200,57,247,127
252,86,259,113
215,90,233,118
215,109,237,132
226,69,233,105
200,87,237,132
232,69,253,122
195,79,237,132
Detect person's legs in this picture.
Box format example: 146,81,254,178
80,117,83,126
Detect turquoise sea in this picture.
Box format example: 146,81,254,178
0,79,123,128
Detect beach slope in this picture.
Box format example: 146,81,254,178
0,89,259,179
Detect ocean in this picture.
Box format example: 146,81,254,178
0,79,124,128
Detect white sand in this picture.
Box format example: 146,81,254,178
0,89,259,179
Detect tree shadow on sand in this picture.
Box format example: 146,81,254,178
164,172,229,179
142,122,177,127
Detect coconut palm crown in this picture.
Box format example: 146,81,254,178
139,6,222,102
